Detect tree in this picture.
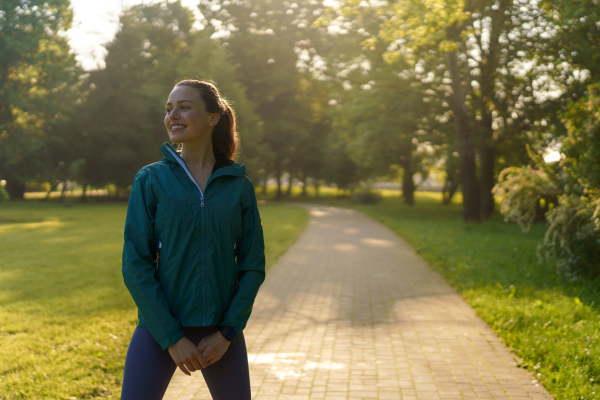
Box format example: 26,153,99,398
82,2,258,191
314,2,453,205
199,0,328,197
0,0,79,199
82,3,194,191
323,0,558,220
175,30,263,181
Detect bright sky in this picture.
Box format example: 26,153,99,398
67,0,203,71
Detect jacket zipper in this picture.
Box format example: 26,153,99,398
165,146,205,207
165,146,207,323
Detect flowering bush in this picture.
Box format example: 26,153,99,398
493,165,560,232
538,84,600,279
495,83,600,278
539,194,600,279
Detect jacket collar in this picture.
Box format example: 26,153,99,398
160,142,246,177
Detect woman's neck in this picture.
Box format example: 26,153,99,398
180,139,216,170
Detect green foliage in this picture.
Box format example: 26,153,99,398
540,0,600,79
82,3,196,189
325,144,358,192
536,84,600,279
493,165,560,232
331,0,561,219
200,0,331,195
0,185,9,202
0,201,308,398
0,0,81,197
175,30,263,180
494,81,600,279
81,2,259,189
541,194,600,280
561,84,600,191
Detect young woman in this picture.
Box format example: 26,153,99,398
120,79,265,400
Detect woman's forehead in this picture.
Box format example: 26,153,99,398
167,86,201,103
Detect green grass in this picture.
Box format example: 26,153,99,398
0,200,308,399
260,188,600,400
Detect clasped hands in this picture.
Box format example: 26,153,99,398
167,330,230,376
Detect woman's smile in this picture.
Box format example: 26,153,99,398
170,124,187,133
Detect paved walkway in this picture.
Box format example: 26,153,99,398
164,204,551,400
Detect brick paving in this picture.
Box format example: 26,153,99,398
164,204,551,400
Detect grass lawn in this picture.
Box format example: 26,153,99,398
0,200,308,399
258,187,600,400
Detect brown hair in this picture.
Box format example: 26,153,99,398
174,79,240,161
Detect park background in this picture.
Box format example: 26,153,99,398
1,0,600,398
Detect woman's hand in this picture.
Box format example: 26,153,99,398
168,337,208,376
197,330,231,367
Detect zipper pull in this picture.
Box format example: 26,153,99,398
156,241,162,269
201,197,205,208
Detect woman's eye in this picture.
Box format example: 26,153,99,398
165,108,172,113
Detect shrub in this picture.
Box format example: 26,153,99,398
0,185,9,202
538,83,600,279
493,165,560,232
539,194,600,279
494,83,600,279
350,189,382,204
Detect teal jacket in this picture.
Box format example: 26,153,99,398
122,143,266,350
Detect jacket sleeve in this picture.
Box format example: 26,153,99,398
122,170,184,350
219,177,266,333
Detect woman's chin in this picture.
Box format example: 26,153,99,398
169,132,207,145
169,133,187,143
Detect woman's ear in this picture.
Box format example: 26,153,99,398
209,113,221,127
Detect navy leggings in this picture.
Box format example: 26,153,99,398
121,326,251,400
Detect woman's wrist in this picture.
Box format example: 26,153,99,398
218,326,238,342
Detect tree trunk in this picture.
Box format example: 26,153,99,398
446,51,481,222
5,178,25,200
477,53,498,219
301,174,307,197
442,177,458,205
314,181,320,198
475,6,503,218
275,175,282,199
273,155,283,199
400,156,415,206
286,172,293,197
44,181,59,201
480,144,495,217
81,184,88,202
61,180,67,199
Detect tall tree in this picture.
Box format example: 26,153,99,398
199,0,328,197
314,2,453,204
321,0,559,220
82,2,195,191
0,0,79,199
83,1,258,190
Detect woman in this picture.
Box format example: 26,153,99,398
121,79,265,400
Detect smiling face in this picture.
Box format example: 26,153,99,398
164,85,221,144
